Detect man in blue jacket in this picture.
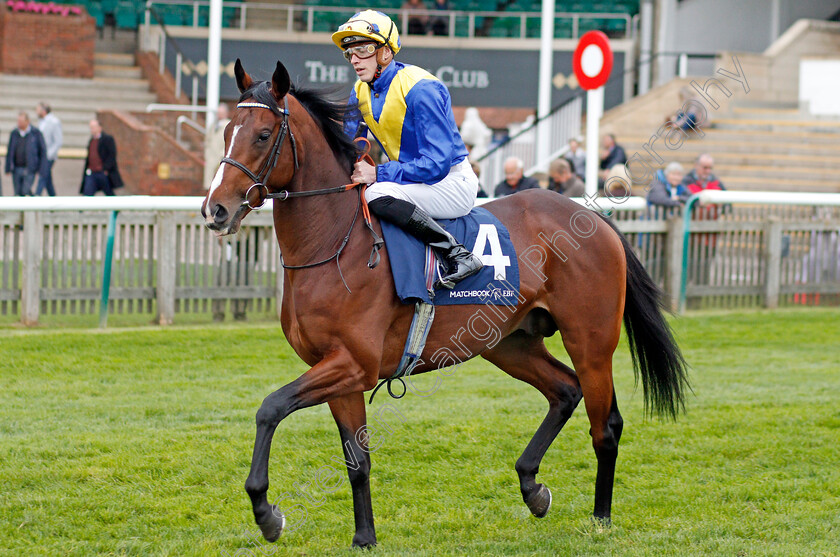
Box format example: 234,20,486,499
5,111,47,196
333,10,482,290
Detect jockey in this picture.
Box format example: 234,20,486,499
332,10,483,290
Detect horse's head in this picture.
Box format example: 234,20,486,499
202,59,297,236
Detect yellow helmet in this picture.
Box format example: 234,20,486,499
332,10,401,54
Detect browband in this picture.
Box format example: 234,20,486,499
237,102,289,114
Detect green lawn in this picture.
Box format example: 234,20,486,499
1,309,839,556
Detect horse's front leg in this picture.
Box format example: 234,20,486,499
244,351,376,542
328,392,376,548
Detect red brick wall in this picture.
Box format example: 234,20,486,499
97,110,205,196
0,8,95,78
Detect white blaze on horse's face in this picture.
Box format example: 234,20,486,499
208,124,243,201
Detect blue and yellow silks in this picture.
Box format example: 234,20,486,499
345,61,468,185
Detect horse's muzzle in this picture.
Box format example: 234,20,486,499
204,201,246,236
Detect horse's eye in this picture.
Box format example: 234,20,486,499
258,131,271,142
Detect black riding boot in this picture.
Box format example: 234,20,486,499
368,196,483,290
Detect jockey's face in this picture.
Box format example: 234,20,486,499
345,41,390,82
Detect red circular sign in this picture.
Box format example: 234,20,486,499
572,31,614,90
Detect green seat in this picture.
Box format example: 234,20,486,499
526,17,542,38
553,18,572,38
86,2,105,27
222,6,237,28
115,1,139,28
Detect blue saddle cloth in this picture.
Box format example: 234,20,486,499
380,207,520,306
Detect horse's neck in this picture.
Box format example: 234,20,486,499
271,135,357,263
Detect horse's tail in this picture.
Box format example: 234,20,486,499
601,216,690,419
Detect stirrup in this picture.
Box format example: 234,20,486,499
434,254,483,290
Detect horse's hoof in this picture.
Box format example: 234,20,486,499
525,484,552,518
258,505,286,542
351,531,377,549
591,515,612,531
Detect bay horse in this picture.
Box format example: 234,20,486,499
201,59,689,548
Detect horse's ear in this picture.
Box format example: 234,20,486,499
234,59,253,93
270,61,291,101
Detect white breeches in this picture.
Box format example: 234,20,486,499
364,160,479,219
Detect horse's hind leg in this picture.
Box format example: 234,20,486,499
481,331,582,518
328,392,376,548
564,323,624,526
592,392,622,523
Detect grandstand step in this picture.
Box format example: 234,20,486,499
620,143,840,166
621,141,840,159
94,64,144,79
0,110,98,125
0,98,155,113
714,164,840,182
710,118,840,133
0,87,155,104
0,74,151,93
624,128,840,146
729,100,800,110
94,52,136,67
95,28,138,55
0,72,156,149
722,176,840,193
728,107,806,120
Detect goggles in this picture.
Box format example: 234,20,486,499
342,43,380,61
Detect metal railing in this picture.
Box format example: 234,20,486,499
477,95,583,194
144,0,633,40
145,5,206,118
176,115,207,145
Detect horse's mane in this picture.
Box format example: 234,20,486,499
239,81,358,171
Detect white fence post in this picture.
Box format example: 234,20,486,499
21,211,42,326
763,218,783,309
156,212,177,325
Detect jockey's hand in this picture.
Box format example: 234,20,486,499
351,160,377,185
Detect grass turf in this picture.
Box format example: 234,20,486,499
1,308,839,556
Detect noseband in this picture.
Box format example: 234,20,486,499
218,96,384,292
220,97,299,210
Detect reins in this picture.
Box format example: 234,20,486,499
220,96,383,292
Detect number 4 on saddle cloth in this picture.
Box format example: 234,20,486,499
380,206,521,306
369,206,521,402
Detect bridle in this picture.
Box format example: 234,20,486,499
220,97,299,210
218,95,383,292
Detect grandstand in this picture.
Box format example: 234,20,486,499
1,0,839,195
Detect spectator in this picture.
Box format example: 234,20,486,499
666,86,707,132
472,162,488,198
681,153,725,194
646,161,687,207
547,158,584,197
430,0,449,36
682,154,726,290
5,111,47,197
401,0,428,35
203,103,231,189
34,102,62,197
80,119,123,196
598,133,627,185
494,156,540,197
564,137,586,180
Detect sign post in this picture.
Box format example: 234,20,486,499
572,31,613,198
